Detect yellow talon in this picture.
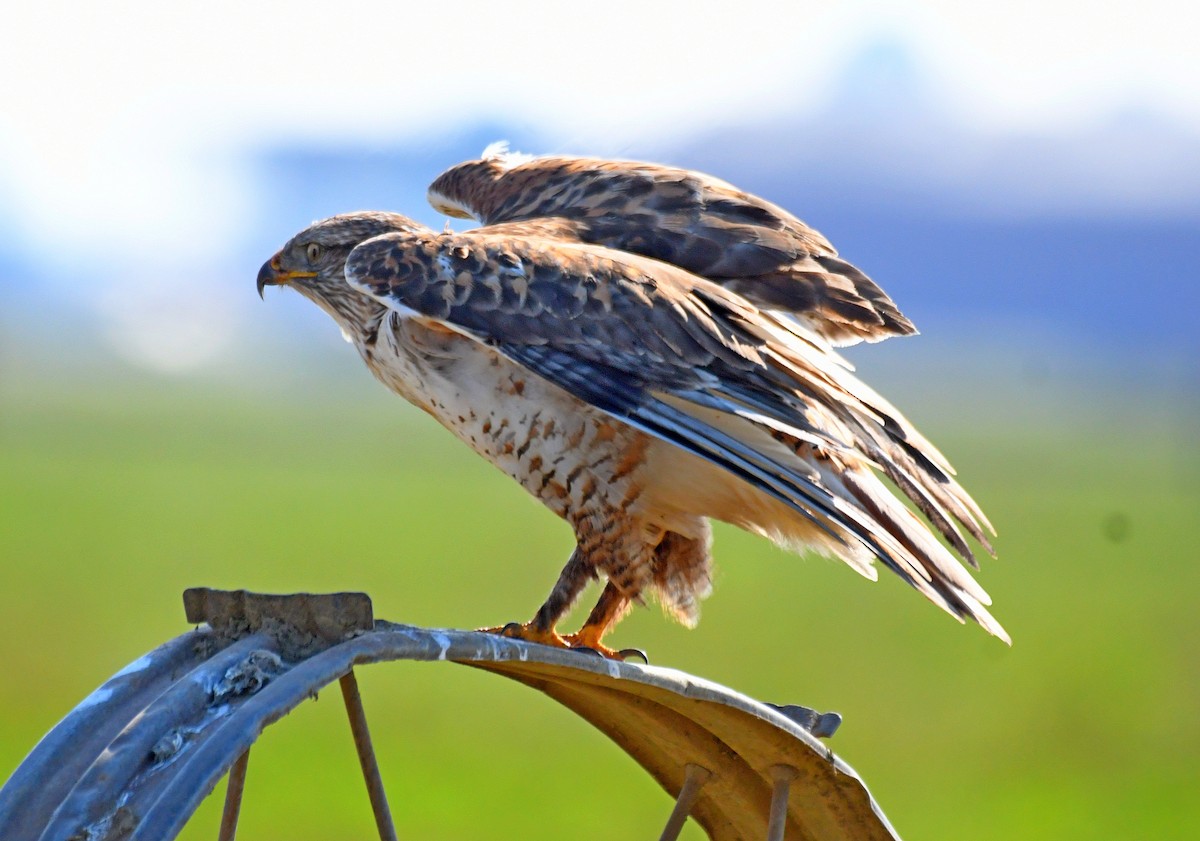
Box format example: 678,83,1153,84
479,621,647,662
478,621,569,649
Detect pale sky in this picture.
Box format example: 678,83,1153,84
2,0,1197,256
2,0,1197,372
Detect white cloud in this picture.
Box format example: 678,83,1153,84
6,1,1197,150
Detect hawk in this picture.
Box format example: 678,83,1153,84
257,151,1008,658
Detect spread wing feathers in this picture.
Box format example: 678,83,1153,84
427,153,917,346
345,230,1007,642
750,314,997,562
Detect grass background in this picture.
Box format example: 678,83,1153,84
2,360,1197,839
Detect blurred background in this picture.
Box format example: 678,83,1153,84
2,1,1197,838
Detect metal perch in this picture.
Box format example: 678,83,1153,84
0,588,900,841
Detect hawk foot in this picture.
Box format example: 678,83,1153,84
478,622,648,663
477,621,568,649
562,631,649,664
582,646,649,664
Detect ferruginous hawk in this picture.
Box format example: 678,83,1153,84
257,153,1007,658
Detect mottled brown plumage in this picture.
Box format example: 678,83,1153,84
428,149,917,347
258,164,1006,657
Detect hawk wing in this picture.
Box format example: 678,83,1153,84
344,228,1006,641
427,153,917,347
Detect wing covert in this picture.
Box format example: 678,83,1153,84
345,229,770,375
428,153,917,345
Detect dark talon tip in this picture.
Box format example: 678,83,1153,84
500,622,523,637
617,648,649,664
571,646,604,658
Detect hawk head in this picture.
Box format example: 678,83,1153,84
257,211,428,339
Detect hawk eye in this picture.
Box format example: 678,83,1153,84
304,243,323,263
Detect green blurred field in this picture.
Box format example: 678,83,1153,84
2,370,1197,839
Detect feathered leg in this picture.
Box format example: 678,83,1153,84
480,548,594,647
564,582,647,662
481,554,646,661
530,547,596,633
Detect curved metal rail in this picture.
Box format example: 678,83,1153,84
0,589,899,841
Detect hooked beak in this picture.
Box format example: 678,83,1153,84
257,254,316,299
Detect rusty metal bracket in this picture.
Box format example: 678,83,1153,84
0,589,900,841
